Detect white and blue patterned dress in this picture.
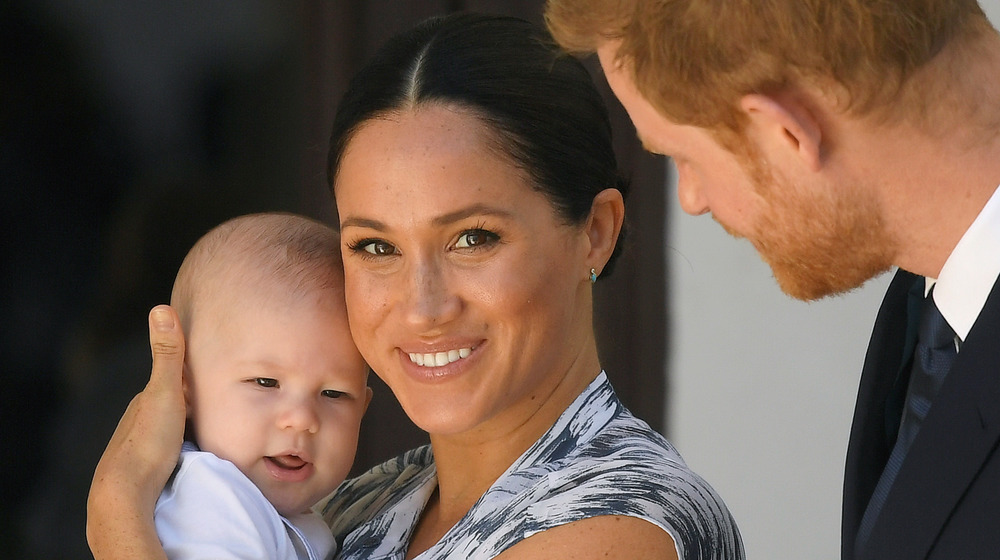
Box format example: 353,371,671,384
322,372,743,559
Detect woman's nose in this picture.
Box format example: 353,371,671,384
404,260,461,330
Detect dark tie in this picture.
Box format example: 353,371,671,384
855,287,959,554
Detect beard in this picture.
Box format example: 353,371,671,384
740,159,896,301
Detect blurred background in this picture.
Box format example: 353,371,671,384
4,1,998,559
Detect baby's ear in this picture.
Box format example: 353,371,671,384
363,386,374,414
181,363,193,418
182,363,196,442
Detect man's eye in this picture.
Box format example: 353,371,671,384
321,389,345,399
254,378,278,388
455,229,498,249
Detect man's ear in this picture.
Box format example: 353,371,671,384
740,93,823,172
585,188,626,277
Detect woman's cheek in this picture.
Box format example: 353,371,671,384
345,272,393,353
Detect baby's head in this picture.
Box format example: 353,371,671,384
171,212,370,516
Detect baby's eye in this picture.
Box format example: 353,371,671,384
455,229,498,249
254,378,278,388
321,389,345,399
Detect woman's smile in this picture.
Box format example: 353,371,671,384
397,341,484,386
406,346,473,367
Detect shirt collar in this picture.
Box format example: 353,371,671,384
932,183,1000,341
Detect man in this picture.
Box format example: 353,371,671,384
546,1,1000,558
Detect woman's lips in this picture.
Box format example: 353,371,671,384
397,342,483,383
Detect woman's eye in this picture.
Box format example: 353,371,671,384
455,229,498,249
254,378,278,388
355,239,397,256
321,389,345,399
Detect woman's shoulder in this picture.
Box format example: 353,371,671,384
530,408,744,559
550,409,728,515
578,405,694,478
545,375,703,488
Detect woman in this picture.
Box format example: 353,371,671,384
87,13,743,560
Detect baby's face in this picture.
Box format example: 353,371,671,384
185,291,369,516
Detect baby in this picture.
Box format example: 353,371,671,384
154,212,371,559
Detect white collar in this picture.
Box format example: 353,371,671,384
932,184,1000,341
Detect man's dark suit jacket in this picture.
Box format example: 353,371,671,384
843,269,1000,559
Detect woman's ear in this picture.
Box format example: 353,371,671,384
740,93,823,172
585,188,626,276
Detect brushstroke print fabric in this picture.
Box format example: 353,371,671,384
322,372,744,559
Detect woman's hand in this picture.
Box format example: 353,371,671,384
86,305,186,560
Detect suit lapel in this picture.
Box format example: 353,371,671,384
863,275,1000,558
842,269,920,558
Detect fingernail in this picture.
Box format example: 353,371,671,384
151,308,175,332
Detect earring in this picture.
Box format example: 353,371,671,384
589,268,597,284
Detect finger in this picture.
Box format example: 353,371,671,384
147,304,185,395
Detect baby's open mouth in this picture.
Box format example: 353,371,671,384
268,455,307,470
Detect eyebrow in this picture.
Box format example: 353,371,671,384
340,203,515,231
339,216,385,231
432,204,514,226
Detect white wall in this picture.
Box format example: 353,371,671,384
665,3,999,558
986,1,1000,29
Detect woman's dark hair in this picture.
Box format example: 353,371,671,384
327,12,629,276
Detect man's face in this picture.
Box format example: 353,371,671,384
598,42,894,300
597,43,763,235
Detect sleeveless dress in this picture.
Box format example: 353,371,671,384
322,372,744,559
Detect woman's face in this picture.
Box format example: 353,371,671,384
334,105,596,440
